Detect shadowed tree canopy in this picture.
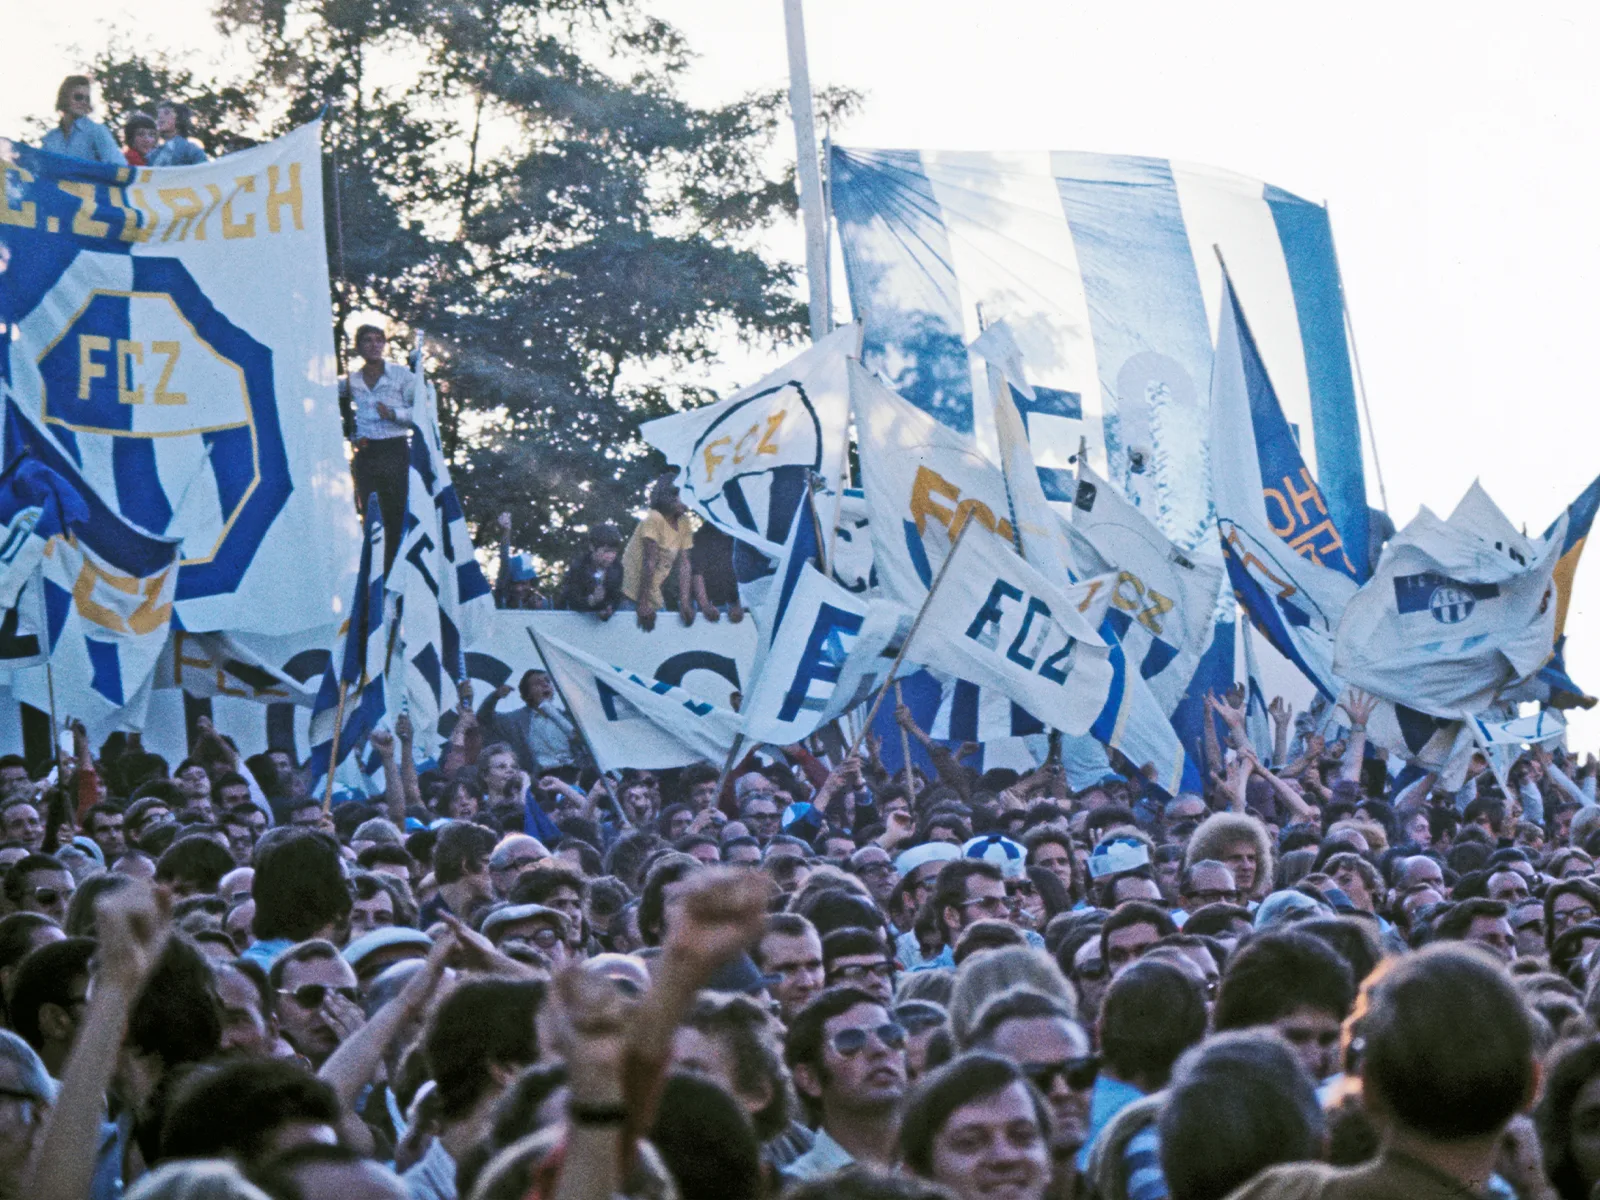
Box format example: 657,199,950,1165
81,0,856,576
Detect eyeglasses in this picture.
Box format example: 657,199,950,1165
1074,959,1107,983
1021,1056,1098,1092
830,1022,906,1057
958,895,1008,917
279,984,359,1009
1555,905,1597,929
1184,888,1238,905
1006,880,1037,899
29,888,66,907
830,961,894,984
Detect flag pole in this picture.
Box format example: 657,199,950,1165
525,628,626,824
712,732,746,812
322,678,349,813
893,680,915,796
783,0,830,341
44,661,60,772
846,517,972,758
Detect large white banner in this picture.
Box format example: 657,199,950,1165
1,121,361,636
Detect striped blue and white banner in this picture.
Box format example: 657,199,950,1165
830,148,1370,570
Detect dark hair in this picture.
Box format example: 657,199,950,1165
1098,959,1207,1088
1214,931,1356,1031
1433,897,1510,944
1296,916,1383,987
1,854,68,909
159,1058,338,1164
431,820,498,886
156,835,235,894
784,985,884,1080
1098,901,1178,962
684,992,792,1141
649,1072,764,1200
899,1052,1050,1176
267,939,341,990
425,977,545,1119
1159,1031,1326,1200
508,864,586,907
1362,944,1534,1139
9,937,95,1050
823,925,888,970
353,323,385,346
786,1166,957,1200
251,828,350,942
637,853,701,947
55,75,91,113
1545,879,1600,952
127,935,223,1067
952,918,1027,966
1536,1035,1600,1200
931,859,1003,943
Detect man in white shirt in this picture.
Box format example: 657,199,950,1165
344,325,414,567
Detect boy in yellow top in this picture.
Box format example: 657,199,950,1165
622,476,698,630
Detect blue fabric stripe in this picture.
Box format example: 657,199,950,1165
1170,619,1234,782
830,148,974,433
1263,187,1370,577
1051,153,1212,497
85,638,123,705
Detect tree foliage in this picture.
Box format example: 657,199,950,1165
82,0,855,574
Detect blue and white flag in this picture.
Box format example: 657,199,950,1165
307,496,388,783
387,340,494,745
0,451,90,610
831,148,1369,562
970,320,1076,588
909,526,1114,739
850,359,1021,608
1336,482,1562,718
1211,271,1359,701
531,627,741,772
1069,464,1225,714
640,325,860,558
0,121,362,634
0,399,182,737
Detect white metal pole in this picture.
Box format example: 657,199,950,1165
784,0,831,341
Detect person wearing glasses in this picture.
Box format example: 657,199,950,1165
966,987,1095,1169
1177,860,1238,915
912,859,1008,972
5,856,73,926
267,940,364,1068
822,926,897,1005
783,987,909,1181
41,75,122,163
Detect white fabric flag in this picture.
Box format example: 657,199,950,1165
1336,481,1562,717
969,321,1076,588
154,630,319,706
1069,465,1224,714
741,567,910,745
640,325,860,557
909,527,1114,737
532,628,741,772
851,359,1021,608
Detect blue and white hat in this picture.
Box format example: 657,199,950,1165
962,834,1027,879
894,842,961,877
1087,837,1151,880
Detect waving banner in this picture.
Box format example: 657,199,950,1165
0,121,360,635
641,325,859,558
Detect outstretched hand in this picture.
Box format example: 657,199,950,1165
95,881,173,999
663,867,769,974
1338,688,1379,728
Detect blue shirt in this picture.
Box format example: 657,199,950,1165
148,136,207,167
1125,1124,1168,1200
1077,1074,1146,1170
42,117,122,164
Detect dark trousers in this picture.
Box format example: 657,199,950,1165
352,435,410,569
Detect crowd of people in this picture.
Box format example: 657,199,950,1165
0,668,1589,1200
23,64,1600,1200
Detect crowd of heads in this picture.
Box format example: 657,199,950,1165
0,691,1594,1200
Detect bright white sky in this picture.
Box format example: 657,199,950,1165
9,0,1600,740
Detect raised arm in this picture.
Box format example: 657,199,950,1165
370,727,406,828
1268,697,1293,768
27,882,172,1200
1337,689,1378,782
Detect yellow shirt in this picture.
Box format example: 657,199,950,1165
621,509,696,608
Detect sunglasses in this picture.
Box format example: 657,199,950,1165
1022,1056,1099,1092
1007,880,1037,898
831,961,894,983
29,888,66,907
830,1021,907,1057
279,984,359,1009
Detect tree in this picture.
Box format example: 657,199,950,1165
84,0,855,576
